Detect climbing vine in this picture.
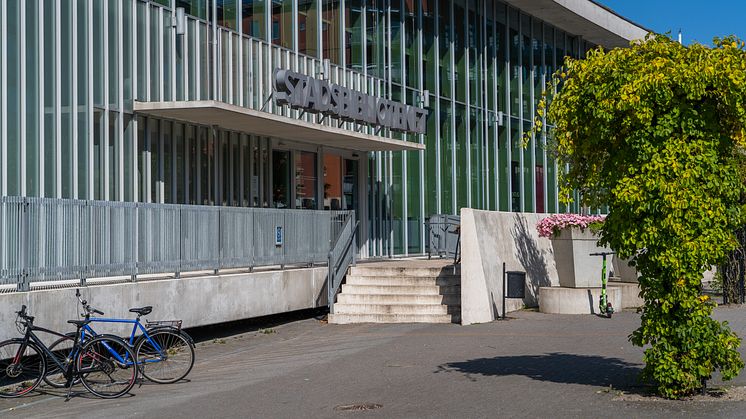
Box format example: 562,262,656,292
533,35,746,398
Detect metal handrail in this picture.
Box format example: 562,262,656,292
425,215,461,263
327,214,358,313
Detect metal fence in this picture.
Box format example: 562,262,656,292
0,197,352,291
426,214,461,261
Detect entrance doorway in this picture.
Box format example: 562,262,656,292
323,155,358,213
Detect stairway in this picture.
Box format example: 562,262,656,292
328,262,461,324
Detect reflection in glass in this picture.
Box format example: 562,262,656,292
272,0,293,48
296,152,317,209
323,155,343,210
216,0,237,30
299,0,319,57
242,0,265,39
272,150,291,208
345,0,363,71
366,0,384,79
322,1,342,64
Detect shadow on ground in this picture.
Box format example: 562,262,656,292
438,352,643,388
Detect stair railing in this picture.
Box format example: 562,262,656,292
327,212,358,313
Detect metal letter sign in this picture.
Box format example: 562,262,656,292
275,226,283,247
272,68,429,135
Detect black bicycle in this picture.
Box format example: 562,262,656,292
0,305,138,399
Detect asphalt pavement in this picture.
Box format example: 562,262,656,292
2,306,746,418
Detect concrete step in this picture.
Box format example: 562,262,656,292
336,293,461,305
345,275,460,286
333,303,459,315
341,284,460,296
328,313,460,324
349,266,460,278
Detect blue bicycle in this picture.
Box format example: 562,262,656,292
43,290,195,388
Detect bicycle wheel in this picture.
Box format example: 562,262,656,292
135,330,195,384
43,332,78,388
77,335,137,398
0,339,46,398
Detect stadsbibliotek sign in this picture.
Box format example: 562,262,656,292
272,68,428,135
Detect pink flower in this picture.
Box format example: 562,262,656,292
536,213,605,238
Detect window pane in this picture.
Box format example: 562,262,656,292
390,0,402,85
124,114,135,201
26,0,40,196
272,0,292,48
108,111,118,200
440,99,453,214
242,0,265,39
43,0,56,197
137,116,146,202
93,111,104,200
422,0,436,93
176,0,207,20
217,0,237,30
438,0,451,99
272,150,290,208
150,119,160,203
77,0,89,199
7,2,20,195
455,104,467,210
187,126,197,204
299,0,319,57
366,0,384,78
163,9,172,101
149,5,161,101
322,0,341,64
163,121,172,203
453,0,465,102
295,152,317,209
345,0,363,71
108,0,119,107
404,0,417,89
61,0,74,199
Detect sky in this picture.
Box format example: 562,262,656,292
597,0,746,46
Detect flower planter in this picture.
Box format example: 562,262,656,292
551,228,612,288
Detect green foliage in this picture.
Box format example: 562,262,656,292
534,35,746,398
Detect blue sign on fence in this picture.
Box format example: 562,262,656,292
275,226,283,246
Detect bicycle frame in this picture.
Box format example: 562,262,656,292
78,318,165,366
16,324,127,381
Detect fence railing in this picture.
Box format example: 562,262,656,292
426,215,461,262
327,213,358,313
0,197,353,292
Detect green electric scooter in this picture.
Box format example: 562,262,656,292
590,252,615,318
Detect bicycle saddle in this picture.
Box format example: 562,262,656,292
68,319,91,327
129,306,153,316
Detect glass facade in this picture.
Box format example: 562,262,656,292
0,0,594,258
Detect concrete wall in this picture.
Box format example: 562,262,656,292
0,267,328,344
461,209,559,325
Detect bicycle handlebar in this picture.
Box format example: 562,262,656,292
75,288,105,316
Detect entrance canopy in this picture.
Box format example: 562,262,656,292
134,100,425,152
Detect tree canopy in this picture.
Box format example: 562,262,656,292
536,35,746,398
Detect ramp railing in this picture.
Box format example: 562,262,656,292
425,214,461,263
0,197,352,292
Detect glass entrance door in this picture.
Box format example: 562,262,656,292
323,155,358,213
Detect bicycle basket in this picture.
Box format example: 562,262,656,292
145,320,183,331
